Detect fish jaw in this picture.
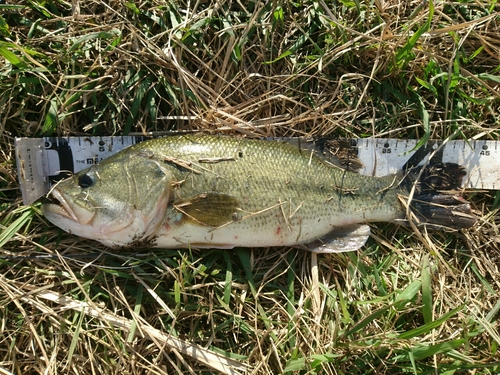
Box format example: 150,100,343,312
42,183,172,248
42,201,139,247
42,188,138,247
44,188,95,225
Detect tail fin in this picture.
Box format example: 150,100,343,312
400,163,476,229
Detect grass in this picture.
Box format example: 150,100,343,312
0,0,500,373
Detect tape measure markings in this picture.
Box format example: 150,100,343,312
15,136,500,205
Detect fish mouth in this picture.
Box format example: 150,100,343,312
48,188,79,221
42,188,95,225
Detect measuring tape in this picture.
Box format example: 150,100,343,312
15,136,497,205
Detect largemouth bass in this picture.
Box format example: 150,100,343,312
41,135,475,252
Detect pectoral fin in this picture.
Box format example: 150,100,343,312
174,193,240,227
304,224,371,253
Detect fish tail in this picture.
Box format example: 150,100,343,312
400,163,476,229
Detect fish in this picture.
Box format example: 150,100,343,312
41,135,476,252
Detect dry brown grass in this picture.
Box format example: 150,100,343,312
0,0,499,374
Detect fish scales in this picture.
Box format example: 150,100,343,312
130,136,402,248
41,135,475,252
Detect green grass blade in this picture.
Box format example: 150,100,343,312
412,339,465,361
395,0,434,68
414,93,431,147
399,306,463,340
67,311,85,366
394,280,421,310
283,357,306,372
286,249,297,349
42,97,59,135
344,305,391,337
0,44,23,66
69,29,121,52
0,210,33,248
124,76,152,135
127,283,143,343
223,252,232,305
236,249,275,339
421,255,432,324
477,73,500,84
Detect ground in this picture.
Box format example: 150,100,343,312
0,0,499,374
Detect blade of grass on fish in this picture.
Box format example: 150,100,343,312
398,305,463,340
421,255,432,324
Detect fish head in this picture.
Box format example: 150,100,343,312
42,151,172,247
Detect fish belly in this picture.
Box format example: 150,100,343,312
151,202,391,249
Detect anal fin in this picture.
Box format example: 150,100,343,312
303,224,371,253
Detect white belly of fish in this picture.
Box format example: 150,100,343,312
150,206,373,253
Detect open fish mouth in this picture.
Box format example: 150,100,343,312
43,188,79,222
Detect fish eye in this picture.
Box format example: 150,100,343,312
78,173,95,188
